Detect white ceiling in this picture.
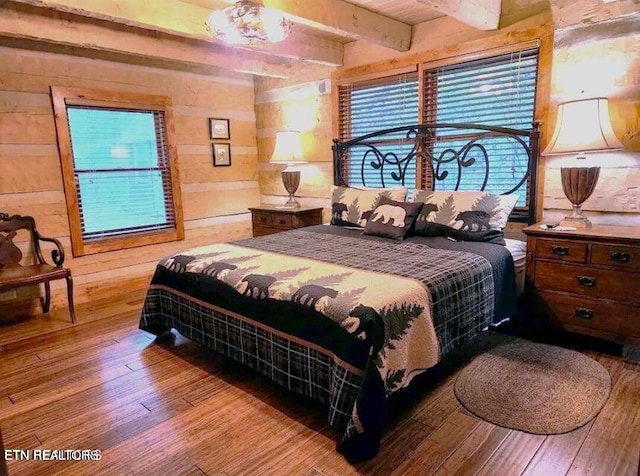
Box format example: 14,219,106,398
341,0,445,25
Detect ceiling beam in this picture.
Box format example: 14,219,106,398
262,0,412,51
6,0,343,66
416,0,501,30
0,3,295,78
548,0,640,29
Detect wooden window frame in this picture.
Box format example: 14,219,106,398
51,86,184,257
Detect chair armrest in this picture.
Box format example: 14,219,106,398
36,235,66,267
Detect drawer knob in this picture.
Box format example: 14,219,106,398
278,218,286,225
609,251,630,263
577,275,596,287
574,307,594,319
260,217,267,223
551,246,569,256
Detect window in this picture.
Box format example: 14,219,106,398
51,87,184,256
337,45,540,219
337,72,419,188
422,47,539,213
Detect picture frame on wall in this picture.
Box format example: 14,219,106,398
209,118,230,140
212,143,231,167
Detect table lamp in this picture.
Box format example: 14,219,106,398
543,97,624,227
270,130,305,208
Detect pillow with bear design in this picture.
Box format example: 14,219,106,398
412,191,517,243
330,185,408,228
362,196,423,240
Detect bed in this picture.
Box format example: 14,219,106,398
139,122,541,463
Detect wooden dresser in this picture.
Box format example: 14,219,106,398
249,205,323,237
523,223,640,346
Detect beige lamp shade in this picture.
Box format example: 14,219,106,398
543,98,623,155
270,131,305,165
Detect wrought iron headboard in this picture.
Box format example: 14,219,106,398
332,122,541,224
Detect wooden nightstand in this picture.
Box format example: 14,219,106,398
249,205,323,237
523,223,640,346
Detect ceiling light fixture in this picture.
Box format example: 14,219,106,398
206,0,293,45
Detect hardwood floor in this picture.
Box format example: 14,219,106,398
1,294,639,476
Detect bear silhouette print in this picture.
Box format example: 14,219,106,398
371,204,406,227
241,274,276,299
455,210,491,231
291,284,338,308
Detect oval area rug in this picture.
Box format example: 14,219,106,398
454,342,611,434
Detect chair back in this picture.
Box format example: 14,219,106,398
0,213,43,270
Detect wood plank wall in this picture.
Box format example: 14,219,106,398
541,2,640,226
255,0,639,231
0,46,260,315
254,0,553,234
254,65,335,221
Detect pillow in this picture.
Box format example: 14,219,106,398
330,186,408,228
362,196,423,240
416,222,507,245
413,190,518,232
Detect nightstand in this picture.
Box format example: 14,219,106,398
249,205,323,237
523,223,640,346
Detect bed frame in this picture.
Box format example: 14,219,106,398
332,122,541,224
141,121,543,464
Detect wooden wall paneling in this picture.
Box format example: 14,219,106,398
179,155,258,184
181,187,261,221
0,156,64,193
173,117,257,146
0,47,253,97
254,75,334,206
0,45,259,316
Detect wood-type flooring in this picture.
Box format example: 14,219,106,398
1,292,638,476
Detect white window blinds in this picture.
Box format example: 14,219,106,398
66,107,177,240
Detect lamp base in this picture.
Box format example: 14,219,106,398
560,216,592,228
278,198,300,209
281,170,301,209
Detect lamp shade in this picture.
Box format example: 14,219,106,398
270,131,305,164
543,97,623,155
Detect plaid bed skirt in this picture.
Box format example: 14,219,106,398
139,286,363,431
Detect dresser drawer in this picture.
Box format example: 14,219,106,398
534,261,640,303
270,213,292,228
535,238,587,263
538,291,639,337
252,211,272,227
590,244,640,270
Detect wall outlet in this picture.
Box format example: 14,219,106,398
0,290,18,302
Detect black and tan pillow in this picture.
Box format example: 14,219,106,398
412,190,518,243
362,196,423,240
330,186,408,228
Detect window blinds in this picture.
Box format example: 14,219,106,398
338,73,419,189
421,48,539,208
66,107,176,240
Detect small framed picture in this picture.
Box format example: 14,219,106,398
209,118,230,140
212,143,231,167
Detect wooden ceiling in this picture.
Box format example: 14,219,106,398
0,0,636,78
0,0,504,78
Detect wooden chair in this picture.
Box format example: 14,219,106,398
0,213,76,323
